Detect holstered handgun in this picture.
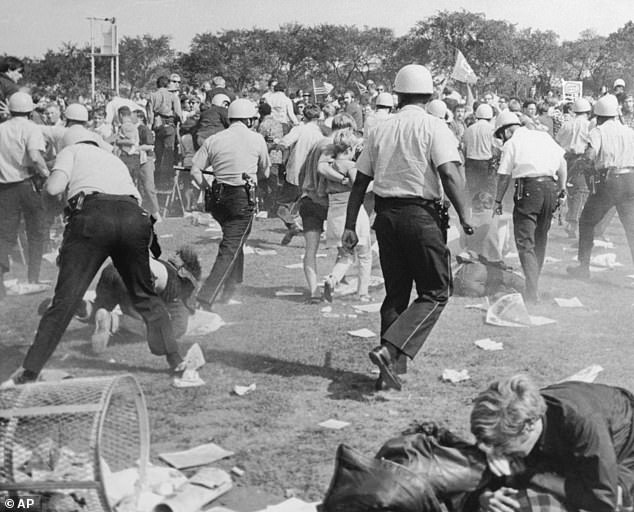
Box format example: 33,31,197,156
64,191,86,220
514,179,524,201
204,180,222,213
242,173,256,207
434,199,450,232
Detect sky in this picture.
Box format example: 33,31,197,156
1,0,632,58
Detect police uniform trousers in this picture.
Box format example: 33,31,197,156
578,170,634,266
513,177,557,302
373,196,452,360
0,179,47,283
23,194,179,375
198,185,254,307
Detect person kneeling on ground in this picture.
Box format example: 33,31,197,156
471,373,634,512
39,245,201,356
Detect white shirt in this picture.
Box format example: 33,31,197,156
0,117,46,183
555,115,590,155
356,104,461,199
363,110,392,139
497,127,565,179
463,119,494,160
266,91,298,126
53,143,141,201
279,122,324,186
588,119,634,169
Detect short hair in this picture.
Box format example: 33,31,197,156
91,107,106,119
322,103,337,117
273,82,286,92
118,106,132,117
523,100,537,110
332,129,361,157
331,112,357,131
303,104,321,120
0,56,24,73
177,245,201,280
45,103,61,113
212,76,225,87
258,102,271,117
344,90,355,99
268,78,278,87
157,76,170,88
399,93,433,107
134,108,146,122
470,374,546,450
508,98,522,113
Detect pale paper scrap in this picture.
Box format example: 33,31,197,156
284,263,304,269
159,443,234,469
254,248,277,256
442,369,470,383
260,497,320,512
529,315,557,326
474,338,504,351
347,328,376,338
353,302,382,313
275,290,304,296
560,364,603,383
554,297,584,308
243,246,255,254
318,419,350,429
172,369,205,388
233,383,256,396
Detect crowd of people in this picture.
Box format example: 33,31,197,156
2,52,634,512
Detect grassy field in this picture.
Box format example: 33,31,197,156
1,211,634,507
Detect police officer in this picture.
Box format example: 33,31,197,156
342,64,473,391
191,98,270,309
0,92,49,299
1,126,186,387
493,111,567,303
568,94,634,279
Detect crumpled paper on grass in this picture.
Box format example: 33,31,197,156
442,369,470,383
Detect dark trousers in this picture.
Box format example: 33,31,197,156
153,123,176,188
198,186,254,306
23,196,178,375
513,178,557,302
95,263,189,340
0,180,47,282
373,197,452,360
578,172,634,265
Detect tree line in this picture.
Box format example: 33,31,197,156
11,10,634,100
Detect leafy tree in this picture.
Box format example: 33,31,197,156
118,34,174,94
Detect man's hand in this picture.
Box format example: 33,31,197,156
461,220,474,235
493,201,503,217
342,228,358,252
479,488,520,512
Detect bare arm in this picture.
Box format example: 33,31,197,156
437,161,472,233
28,149,49,178
556,155,567,194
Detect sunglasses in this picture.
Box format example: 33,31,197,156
170,80,181,83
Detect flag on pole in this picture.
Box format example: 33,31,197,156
313,80,334,96
451,50,477,84
466,84,475,114
354,81,368,95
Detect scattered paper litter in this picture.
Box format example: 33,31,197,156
233,383,256,396
159,443,234,469
186,310,225,335
543,256,561,263
627,275,634,279
318,419,350,429
528,315,557,326
42,251,58,264
182,343,205,370
560,364,604,383
554,297,584,308
347,328,376,338
254,248,277,256
258,497,320,512
256,211,268,219
590,253,622,268
302,253,327,259
224,299,242,305
442,369,470,383
486,293,532,327
172,369,205,388
352,302,382,313
275,289,304,297
284,263,304,269
593,239,614,249
323,313,341,318
243,246,255,254
320,305,332,313
4,281,50,296
159,234,173,239
231,466,245,477
474,338,504,351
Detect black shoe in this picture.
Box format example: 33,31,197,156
323,278,334,303
368,346,402,391
566,265,590,280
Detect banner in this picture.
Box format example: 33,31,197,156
562,80,583,102
101,20,116,55
451,50,477,85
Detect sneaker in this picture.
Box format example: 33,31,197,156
566,265,590,280
91,309,112,353
323,277,334,303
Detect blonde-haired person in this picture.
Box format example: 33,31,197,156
318,129,372,302
471,373,634,512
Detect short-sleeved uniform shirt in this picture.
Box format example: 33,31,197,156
53,142,141,201
555,115,590,155
0,116,46,183
463,119,494,160
191,122,270,186
356,104,461,200
497,127,564,179
588,119,634,169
